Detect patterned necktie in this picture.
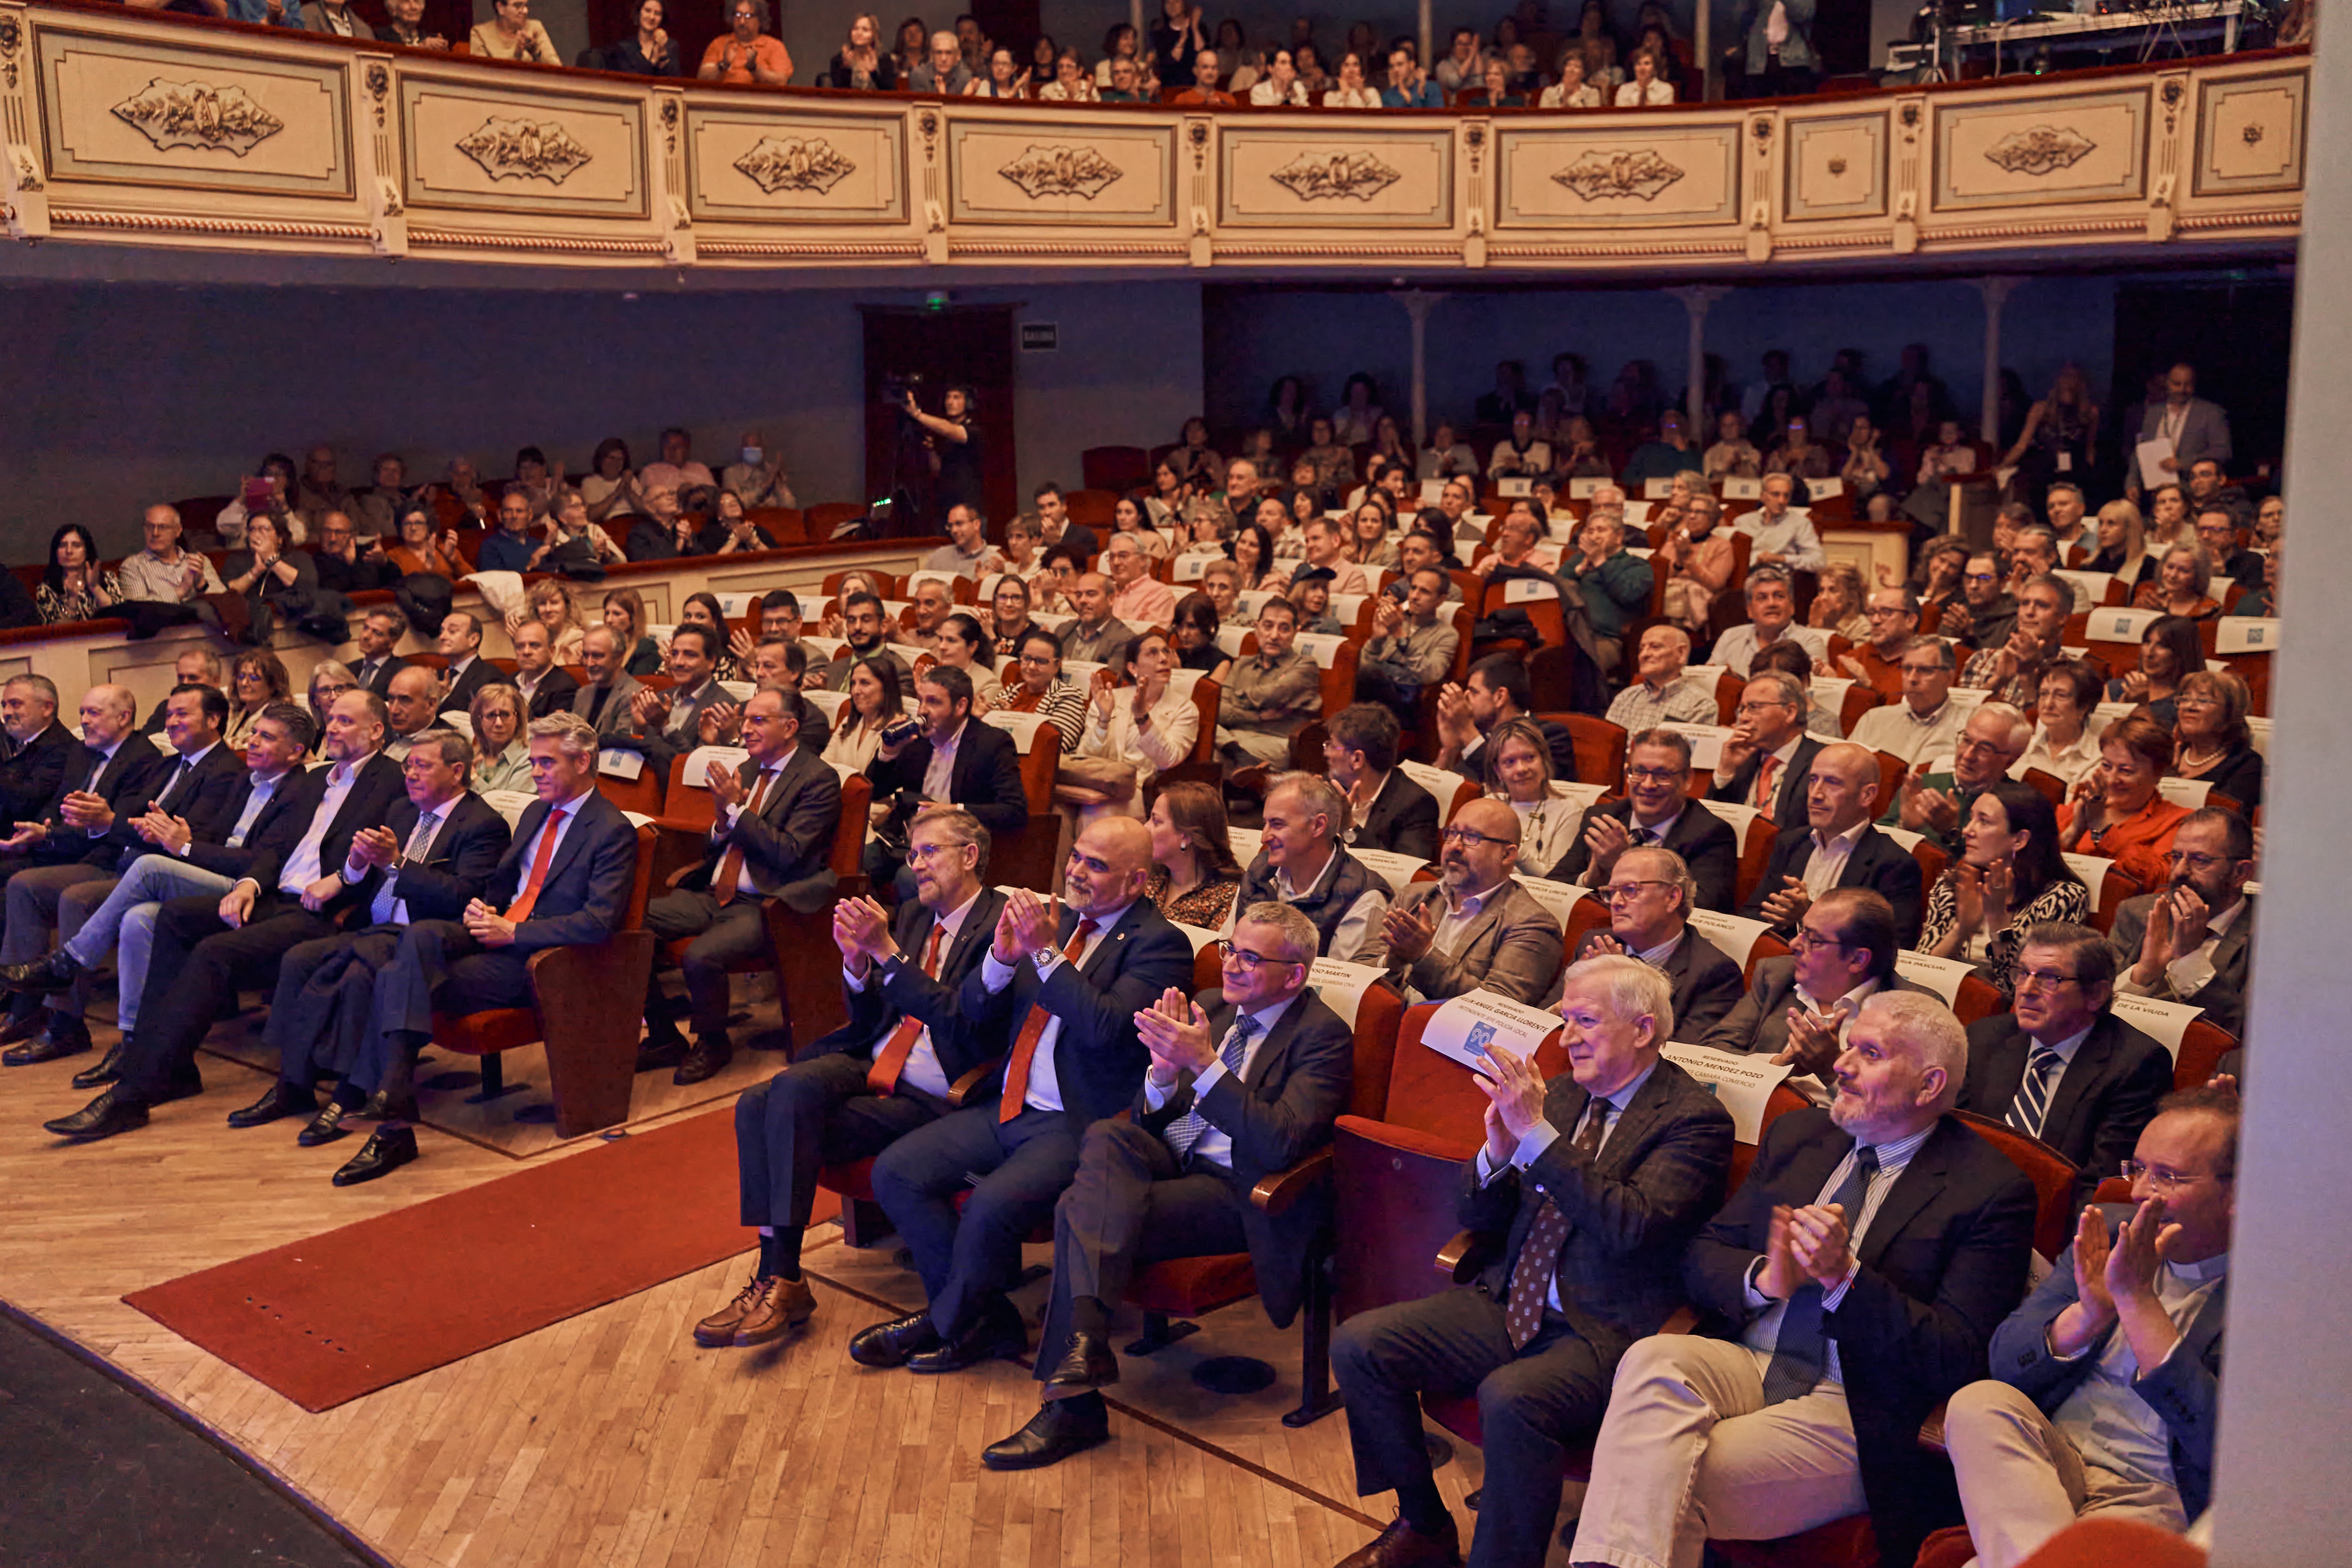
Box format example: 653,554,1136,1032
998,918,1100,1122
502,806,568,923
158,756,195,812
370,810,441,926
866,924,945,1095
1760,1145,1880,1403
711,769,774,907
2006,1044,2066,1139
1162,1015,1259,1160
1502,1100,1611,1350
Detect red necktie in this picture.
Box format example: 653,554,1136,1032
711,769,773,907
1753,753,1782,812
998,918,1099,1122
866,924,944,1095
501,805,568,924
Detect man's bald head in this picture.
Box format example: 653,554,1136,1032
1806,741,1882,835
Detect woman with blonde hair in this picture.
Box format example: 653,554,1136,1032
2088,498,2152,591
470,683,533,792
524,578,587,662
2131,543,2221,621
306,660,358,720
1807,562,1871,643
2168,668,2263,813
602,586,662,676
1144,780,1244,929
1485,716,1582,875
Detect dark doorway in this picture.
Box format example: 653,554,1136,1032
861,304,1018,536
2110,278,2292,485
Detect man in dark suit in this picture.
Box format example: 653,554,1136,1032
136,648,226,736
2109,807,2255,1042
42,691,409,1142
1702,889,1931,1102
509,619,579,720
2,704,318,1084
349,607,412,700
1707,670,1822,835
1332,955,1736,1568
1960,922,2172,1212
0,683,244,1060
1565,846,1743,1036
852,817,1193,1374
2128,361,2233,493
695,809,1009,1353
0,677,78,830
1740,740,1924,945
433,612,497,717
1434,654,1578,785
1570,991,2037,1568
638,688,842,1085
1548,728,1740,912
985,902,1356,1470
1942,1086,2234,1566
609,623,731,783
222,731,510,1157
863,665,1029,895
570,626,646,744
0,684,169,893
1326,705,1439,861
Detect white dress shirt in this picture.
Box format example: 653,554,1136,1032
1218,848,1389,963
1730,507,1827,573
1800,819,1870,901
921,721,966,803
980,900,1133,1114
273,759,362,895
2116,897,2245,1005
1140,993,1294,1169
845,888,982,1100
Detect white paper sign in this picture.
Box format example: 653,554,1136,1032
801,687,848,727
680,745,750,792
1722,475,1764,501
1659,721,1732,772
2061,852,2118,897
1400,760,1469,813
1805,475,1845,501
1503,576,1560,604
1215,624,1252,660
596,747,644,780
1421,479,1448,505
2154,777,2214,810
800,634,848,662
1660,1043,1793,1144
1350,847,1432,892
1621,500,1653,525
1498,477,1535,497
1549,780,1610,817
1684,907,1780,974
1568,477,1606,499
2108,992,2209,1059
716,592,756,619
1174,553,1211,581
1308,957,1386,1027
2084,607,2162,644
1421,990,1561,1074
1891,948,1975,1006
1643,477,1679,499
1227,826,1263,867
1173,921,1221,954
2135,436,2176,490
1512,874,1593,927
2215,617,2278,654
1295,632,1348,669
479,789,539,828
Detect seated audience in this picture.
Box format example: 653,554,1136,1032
1941,1084,2235,1567
1708,565,1810,678
2106,615,2204,729
864,667,1029,894
1653,493,1735,637
815,593,914,696
1058,631,1197,824
36,525,121,626
1479,717,1582,877
569,627,647,744
2132,543,2221,621
119,505,225,610
598,0,681,74
1060,573,1138,678
311,510,399,595
1806,562,1870,644
2058,714,2192,891
1231,773,1387,961
1367,796,1564,1005
1551,729,1737,912
1707,669,1823,834
223,650,293,752
1104,534,1178,627
1961,572,2069,708
985,630,1088,753
1332,954,1734,1568
469,685,533,792
2110,806,2256,1041
2014,659,2106,788
1558,511,1653,678
2167,669,2263,814
1885,702,2035,856
1214,599,1319,772
1568,845,1743,1033
820,655,903,774
1918,780,2091,996
469,0,559,61
920,505,995,580
926,613,996,713
139,648,226,736
1324,704,1438,861
1730,473,1826,573
1143,781,1243,931
432,611,495,716
1848,637,1963,769
1434,654,1577,783
1741,740,1926,944
1355,567,1459,731
1604,625,1715,734
699,0,793,82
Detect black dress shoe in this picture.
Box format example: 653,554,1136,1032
1041,1328,1120,1396
635,1027,688,1074
674,1036,732,1086
70,1041,124,1090
907,1296,1026,1375
332,1124,419,1186
0,949,84,996
981,1398,1111,1471
3,1015,90,1067
43,1088,149,1141
1333,1516,1463,1568
847,1310,942,1369
0,1004,47,1048
227,1080,316,1129
297,1101,356,1147
355,1090,420,1122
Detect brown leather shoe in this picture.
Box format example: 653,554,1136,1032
693,1274,775,1348
734,1273,816,1345
1335,1516,1462,1568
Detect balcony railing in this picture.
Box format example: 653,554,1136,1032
0,1,2305,273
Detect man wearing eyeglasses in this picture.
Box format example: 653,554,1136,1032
1836,586,1921,707
1740,741,1923,944
1701,888,1931,1102
1961,573,2072,709
1338,955,1734,1568
693,808,1006,1354
1942,551,2018,654
1549,729,1740,912
1956,921,2171,1213
1848,637,1963,770
2108,807,2257,1042
1566,846,1742,1036
1707,671,1822,835
1367,797,1563,1007
1884,702,2034,856
1941,1084,2236,1567
853,817,1192,1376
983,902,1353,1470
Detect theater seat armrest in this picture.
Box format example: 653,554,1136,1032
1659,1305,1700,1336
1918,1402,1947,1454
1438,1228,1498,1284
947,1059,1003,1109
1250,1147,1331,1217
662,862,697,890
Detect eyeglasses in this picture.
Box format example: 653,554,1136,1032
905,841,969,864
2013,967,2081,991
1963,571,2001,584
2163,850,2232,872
1625,765,1684,786
1218,940,1298,973
1734,699,1793,716
1603,879,1676,902
1788,926,1851,953
2120,1158,2223,1194
1864,606,1911,621
1439,825,1516,850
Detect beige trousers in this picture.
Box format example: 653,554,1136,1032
1569,1335,1867,1568
1943,1379,2187,1568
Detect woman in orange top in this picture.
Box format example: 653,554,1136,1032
2057,712,2191,891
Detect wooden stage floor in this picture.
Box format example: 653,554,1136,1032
0,1003,1517,1568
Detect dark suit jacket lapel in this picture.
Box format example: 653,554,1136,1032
937,887,1001,978
1855,1118,1957,1270
1662,930,1695,987
1070,899,1142,979
538,792,608,889
1979,1022,2029,1111
1594,1065,1673,1180
1238,993,1311,1094
2042,1016,2120,1145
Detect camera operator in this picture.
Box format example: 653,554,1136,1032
897,382,984,529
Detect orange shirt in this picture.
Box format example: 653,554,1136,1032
2058,792,2191,891
701,33,793,84
1844,642,1906,706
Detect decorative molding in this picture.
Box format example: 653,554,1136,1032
11,147,41,192
1552,147,1683,201
364,61,387,128
996,143,1121,199
1268,150,1401,201
455,116,592,183
111,78,284,155
1983,124,2096,176
407,225,664,253
50,205,371,240
699,237,924,258
733,134,853,194
0,14,19,91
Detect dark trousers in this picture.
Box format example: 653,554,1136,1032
122,896,337,1099
1,862,113,963
1753,55,1819,96
1035,1116,1248,1380
735,1051,946,1227
869,1102,1081,1336
1333,1286,1610,1568
268,927,404,1089
643,888,770,1043
370,918,531,1043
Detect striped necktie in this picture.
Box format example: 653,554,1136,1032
1162,1015,1259,1160
2006,1044,2066,1139
1760,1146,1878,1403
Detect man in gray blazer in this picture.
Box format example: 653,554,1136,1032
1561,845,1743,1037
570,626,645,745
2131,362,2233,489
640,688,843,1085
1699,888,1931,1101
1364,796,1564,1007
2109,807,2255,1041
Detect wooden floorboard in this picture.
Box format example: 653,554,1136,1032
0,995,1563,1568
